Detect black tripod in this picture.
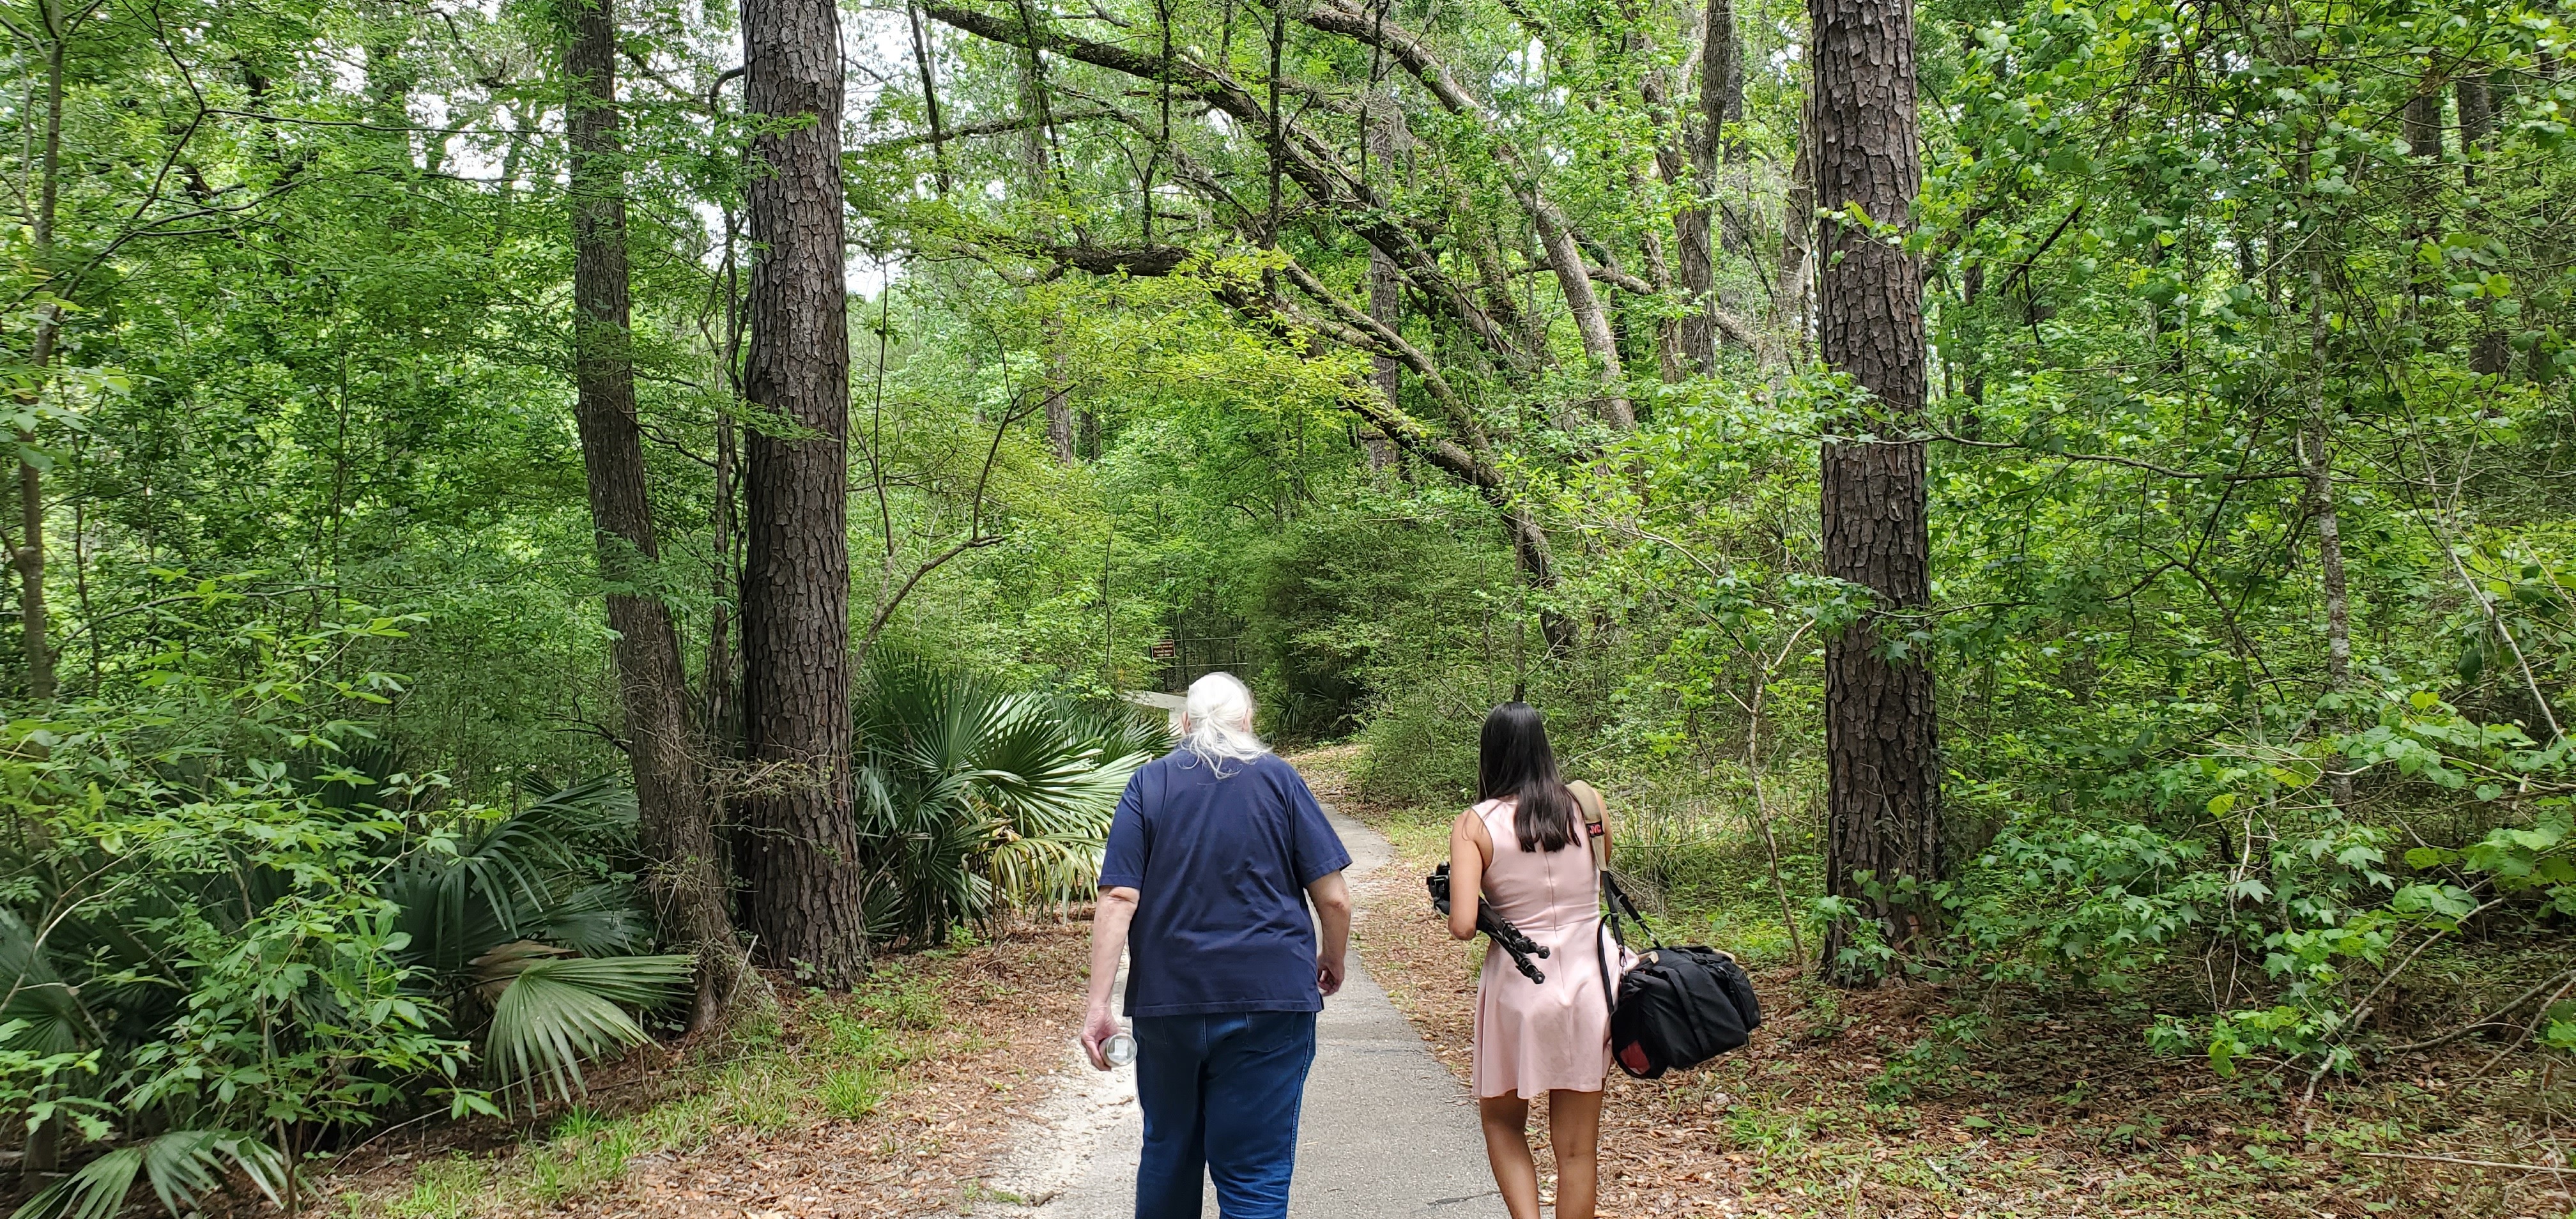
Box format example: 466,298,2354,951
1425,863,1551,983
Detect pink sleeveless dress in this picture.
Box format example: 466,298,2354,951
1470,797,1615,1098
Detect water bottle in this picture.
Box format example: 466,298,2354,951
1103,1030,1137,1067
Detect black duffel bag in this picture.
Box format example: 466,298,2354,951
1594,873,1762,1079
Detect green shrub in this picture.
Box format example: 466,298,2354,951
0,606,689,1218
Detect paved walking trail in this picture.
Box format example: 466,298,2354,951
969,804,1505,1218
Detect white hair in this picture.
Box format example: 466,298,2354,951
1178,672,1267,769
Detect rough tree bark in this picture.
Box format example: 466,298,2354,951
739,0,867,984
566,0,742,1027
1811,0,1941,984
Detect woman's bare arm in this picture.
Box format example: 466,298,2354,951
1447,808,1492,940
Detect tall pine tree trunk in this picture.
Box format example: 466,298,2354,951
14,8,65,702
1811,0,1940,985
567,0,742,1028
740,0,866,984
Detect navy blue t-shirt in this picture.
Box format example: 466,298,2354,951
1097,750,1352,1017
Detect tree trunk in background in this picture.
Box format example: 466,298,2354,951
739,0,866,985
1014,36,1077,466
15,16,65,703
1705,0,1746,242
1533,203,1634,428
1363,95,1405,468
1043,345,1075,463
2402,79,2441,326
1956,259,1986,436
1674,0,1741,371
1775,120,1814,358
2308,250,2354,811
1364,247,1404,468
2460,76,2508,377
567,0,741,1028
2400,88,2440,158
1811,0,1940,985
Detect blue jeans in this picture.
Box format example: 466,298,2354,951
1131,1010,1317,1219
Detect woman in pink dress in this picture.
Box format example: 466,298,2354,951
1446,702,1614,1219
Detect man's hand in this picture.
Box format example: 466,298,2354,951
1306,871,1352,999
1083,887,1140,1072
1080,1002,1120,1071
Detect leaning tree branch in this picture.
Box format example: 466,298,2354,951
1301,0,1632,427
2382,968,2576,1054
919,1,1529,367
854,105,1117,155
1209,275,1560,587
1276,258,1487,448
1927,429,2307,482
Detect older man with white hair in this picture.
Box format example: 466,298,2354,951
1081,671,1353,1219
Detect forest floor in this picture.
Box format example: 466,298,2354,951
316,747,2576,1219
1294,745,2576,1219
321,920,1102,1218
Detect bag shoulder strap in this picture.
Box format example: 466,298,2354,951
1571,779,1623,1025
1600,871,1662,949
1567,779,1609,874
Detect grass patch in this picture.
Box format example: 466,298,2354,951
345,958,960,1218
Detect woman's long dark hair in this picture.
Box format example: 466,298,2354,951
1478,702,1579,854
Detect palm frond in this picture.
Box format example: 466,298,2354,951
481,953,693,1107
463,777,632,922
530,884,656,958
8,1130,286,1219
0,912,90,1055
387,779,645,977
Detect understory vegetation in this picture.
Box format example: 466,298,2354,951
5,0,2576,1209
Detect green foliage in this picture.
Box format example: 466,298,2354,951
0,608,687,1209
3,0,2574,1197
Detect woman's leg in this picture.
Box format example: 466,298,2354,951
1545,1089,1605,1219
1477,1094,1541,1219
